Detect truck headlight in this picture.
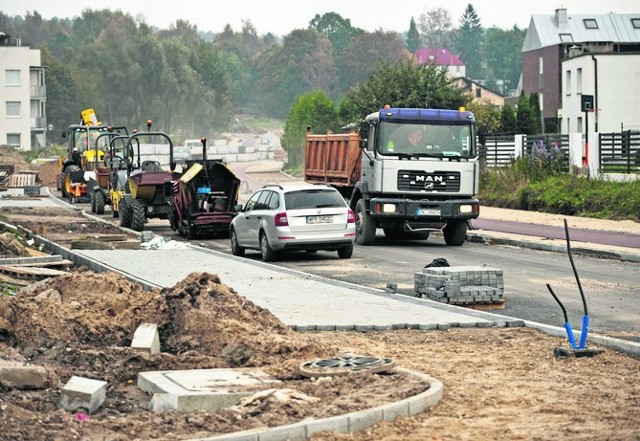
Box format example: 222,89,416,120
383,203,396,213
459,204,472,214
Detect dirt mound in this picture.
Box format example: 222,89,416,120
162,272,329,367
35,159,59,188
2,271,329,371
0,145,30,171
3,271,167,349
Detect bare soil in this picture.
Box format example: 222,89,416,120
0,159,637,440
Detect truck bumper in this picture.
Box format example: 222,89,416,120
368,197,480,222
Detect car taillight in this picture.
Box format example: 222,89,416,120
347,209,355,223
274,212,289,226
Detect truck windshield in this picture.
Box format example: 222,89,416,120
378,122,473,158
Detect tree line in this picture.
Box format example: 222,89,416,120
0,5,526,146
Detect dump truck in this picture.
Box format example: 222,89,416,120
115,121,181,231
304,106,480,246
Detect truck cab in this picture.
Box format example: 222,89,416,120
355,107,480,245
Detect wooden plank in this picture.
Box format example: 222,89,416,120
0,255,63,265
0,265,67,280
3,260,73,268
459,299,506,311
0,273,32,286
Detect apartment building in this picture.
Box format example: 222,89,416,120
0,33,46,151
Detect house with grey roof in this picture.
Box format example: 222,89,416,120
521,8,640,133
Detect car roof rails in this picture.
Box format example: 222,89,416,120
262,184,283,190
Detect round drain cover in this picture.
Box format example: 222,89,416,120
299,355,396,377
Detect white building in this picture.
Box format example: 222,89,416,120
0,33,46,151
562,51,640,134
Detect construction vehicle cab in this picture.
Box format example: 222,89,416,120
86,127,129,215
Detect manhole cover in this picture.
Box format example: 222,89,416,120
299,355,396,377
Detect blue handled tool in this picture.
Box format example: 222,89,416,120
562,219,589,348
546,219,590,351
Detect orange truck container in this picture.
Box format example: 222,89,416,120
304,132,361,193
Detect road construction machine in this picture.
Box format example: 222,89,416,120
57,108,127,203
167,138,240,238
113,120,181,231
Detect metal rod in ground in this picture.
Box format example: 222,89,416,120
546,283,577,350
563,219,589,348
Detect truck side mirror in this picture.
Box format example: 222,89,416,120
359,122,369,148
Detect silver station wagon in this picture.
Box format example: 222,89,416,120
230,183,356,261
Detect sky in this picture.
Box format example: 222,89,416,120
1,0,639,36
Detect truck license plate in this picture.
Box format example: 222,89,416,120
417,208,441,216
306,215,333,224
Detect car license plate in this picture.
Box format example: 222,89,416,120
417,208,441,216
306,215,333,224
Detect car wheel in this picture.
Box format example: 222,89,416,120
337,243,353,259
260,231,278,262
230,228,245,257
443,220,467,246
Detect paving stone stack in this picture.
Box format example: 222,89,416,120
415,266,504,306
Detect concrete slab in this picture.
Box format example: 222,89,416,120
131,323,160,354
60,376,107,414
138,368,281,412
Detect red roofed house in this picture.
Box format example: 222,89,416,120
415,48,466,78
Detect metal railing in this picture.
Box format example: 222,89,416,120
599,131,640,174
479,135,516,168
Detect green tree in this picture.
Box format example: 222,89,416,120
406,17,421,53
300,36,339,99
499,104,517,134
455,4,484,79
308,12,362,54
529,92,542,135
338,60,468,124
281,90,339,168
516,91,533,135
417,8,454,49
483,26,525,94
254,29,324,118
466,102,500,135
336,30,406,94
42,50,83,144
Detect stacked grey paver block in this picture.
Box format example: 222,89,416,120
415,266,504,305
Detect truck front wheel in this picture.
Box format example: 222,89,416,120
355,199,376,246
443,220,467,246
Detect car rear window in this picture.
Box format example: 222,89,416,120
284,189,345,209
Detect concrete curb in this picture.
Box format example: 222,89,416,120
467,232,640,262
192,368,443,441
